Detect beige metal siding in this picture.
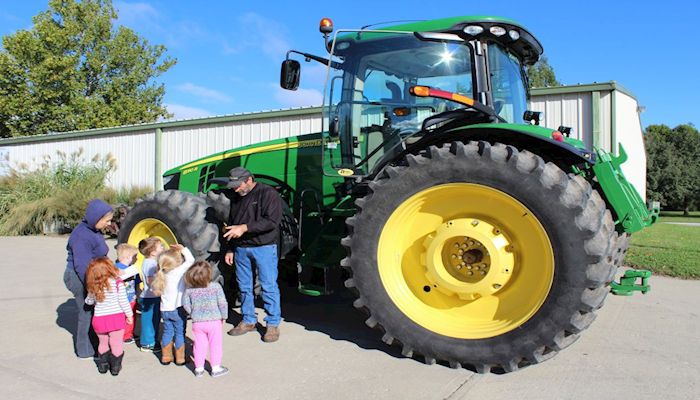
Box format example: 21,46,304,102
3,130,154,190
529,92,593,147
599,91,613,152
615,92,647,198
161,114,322,174
0,84,647,199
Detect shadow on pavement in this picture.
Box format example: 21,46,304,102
56,298,78,337
276,284,403,359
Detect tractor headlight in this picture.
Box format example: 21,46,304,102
463,25,484,36
489,26,507,37
508,29,520,40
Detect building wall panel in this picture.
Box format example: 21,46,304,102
0,86,646,200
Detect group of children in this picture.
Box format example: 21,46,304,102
83,237,229,378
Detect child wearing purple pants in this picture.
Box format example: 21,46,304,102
182,261,229,378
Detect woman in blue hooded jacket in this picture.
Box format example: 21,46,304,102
64,199,113,359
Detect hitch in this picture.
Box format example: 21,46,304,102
610,269,651,296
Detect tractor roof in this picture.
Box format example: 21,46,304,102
339,16,543,65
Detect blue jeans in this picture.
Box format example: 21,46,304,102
140,297,161,347
235,244,281,326
161,308,187,348
63,267,96,358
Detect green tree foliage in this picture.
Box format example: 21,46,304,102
526,56,560,88
0,0,176,138
645,123,700,214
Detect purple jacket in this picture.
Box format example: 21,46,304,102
66,199,112,283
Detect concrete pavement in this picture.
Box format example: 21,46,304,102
0,235,697,400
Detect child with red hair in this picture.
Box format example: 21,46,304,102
85,257,134,376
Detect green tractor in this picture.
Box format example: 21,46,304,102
119,16,657,372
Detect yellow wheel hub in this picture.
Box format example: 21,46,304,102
377,183,554,339
126,218,178,268
422,218,514,301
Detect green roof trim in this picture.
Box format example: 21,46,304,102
531,81,636,99
0,106,324,145
376,16,521,33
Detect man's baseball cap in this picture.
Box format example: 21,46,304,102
212,167,252,189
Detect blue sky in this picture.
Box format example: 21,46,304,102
1,0,698,129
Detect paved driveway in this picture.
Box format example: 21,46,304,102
0,236,697,400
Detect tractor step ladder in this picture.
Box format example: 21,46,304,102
610,269,651,296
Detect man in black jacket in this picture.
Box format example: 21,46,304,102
221,167,283,342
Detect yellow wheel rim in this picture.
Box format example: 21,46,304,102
126,218,178,271
377,183,554,339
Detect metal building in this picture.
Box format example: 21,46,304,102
0,81,647,198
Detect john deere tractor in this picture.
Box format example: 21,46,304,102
119,16,657,372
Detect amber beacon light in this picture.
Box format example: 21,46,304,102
320,18,334,34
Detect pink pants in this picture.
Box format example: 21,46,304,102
192,320,223,369
124,300,137,340
97,329,124,356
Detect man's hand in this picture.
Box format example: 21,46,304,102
223,224,248,240
224,251,234,266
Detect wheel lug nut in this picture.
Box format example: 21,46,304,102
480,271,486,275
458,249,463,255
453,243,460,248
471,220,479,226
467,240,474,246
467,271,473,276
467,265,472,270
493,284,502,289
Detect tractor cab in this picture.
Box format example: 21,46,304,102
281,17,543,177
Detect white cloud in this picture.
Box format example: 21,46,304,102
223,12,290,60
114,1,159,26
164,103,213,120
176,83,232,103
273,86,323,108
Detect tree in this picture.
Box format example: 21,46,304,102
645,123,700,215
526,56,560,88
0,0,176,138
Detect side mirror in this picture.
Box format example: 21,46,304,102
280,60,301,90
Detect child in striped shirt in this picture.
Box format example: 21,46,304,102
85,257,134,376
182,261,229,378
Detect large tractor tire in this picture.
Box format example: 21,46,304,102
611,232,631,269
118,190,221,279
341,141,616,372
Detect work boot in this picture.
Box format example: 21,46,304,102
96,351,110,374
109,352,124,376
263,325,280,343
227,322,256,336
160,342,173,365
175,345,186,366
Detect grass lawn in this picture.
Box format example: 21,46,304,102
624,211,700,279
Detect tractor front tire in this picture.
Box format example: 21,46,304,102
342,141,615,372
118,190,222,279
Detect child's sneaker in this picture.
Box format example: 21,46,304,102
140,344,154,352
140,344,161,353
123,337,135,344
194,368,205,378
211,366,229,378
